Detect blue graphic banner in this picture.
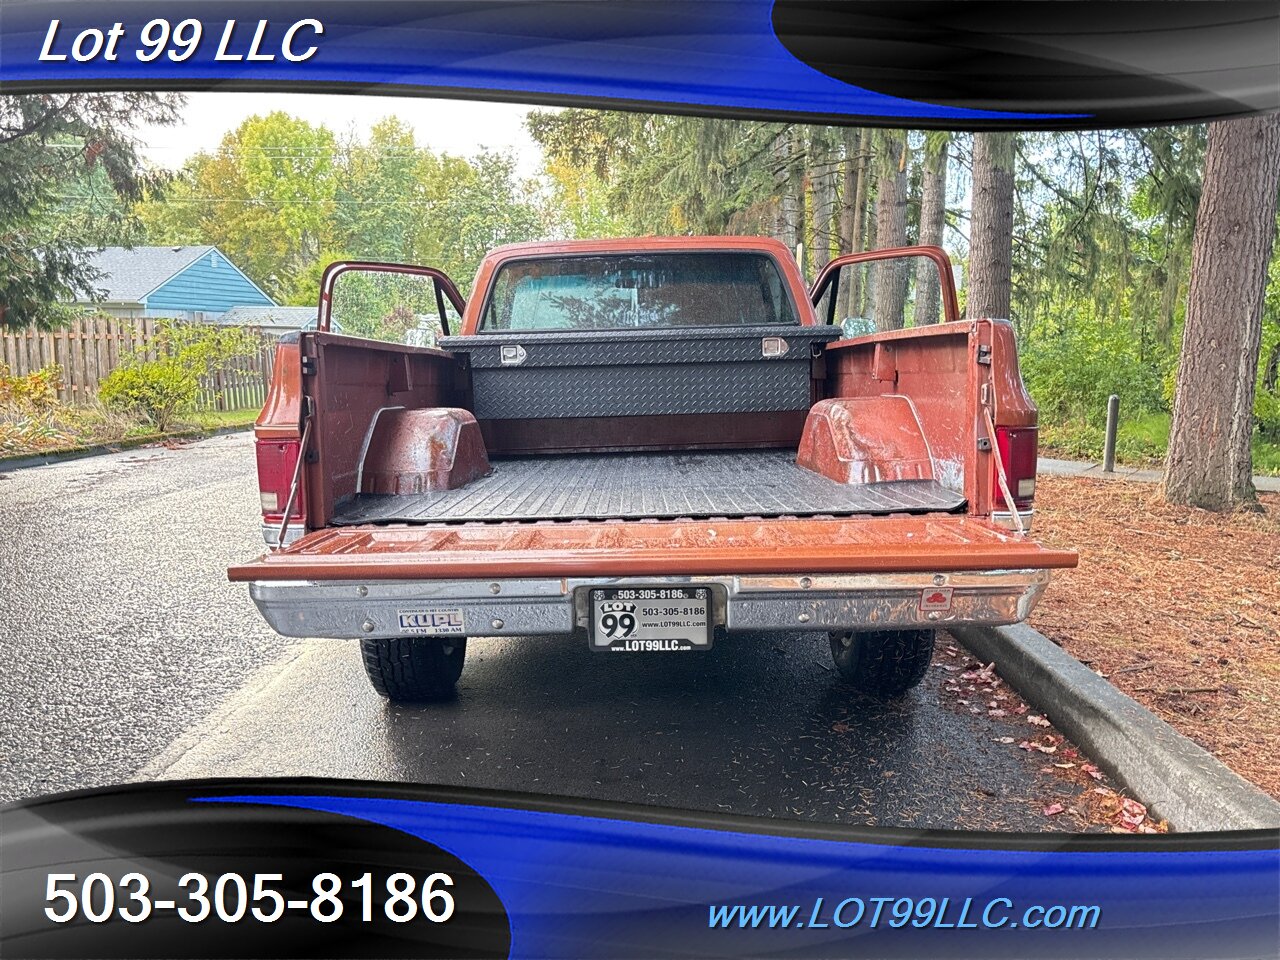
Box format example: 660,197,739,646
3,780,1277,958
210,792,1280,959
3,1,1277,128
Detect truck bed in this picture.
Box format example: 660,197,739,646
332,449,966,525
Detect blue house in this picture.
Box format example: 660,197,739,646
74,246,275,321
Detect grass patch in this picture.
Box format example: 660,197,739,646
1041,412,1280,476
0,403,259,458
180,408,261,431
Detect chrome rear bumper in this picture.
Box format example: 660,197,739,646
247,569,1051,640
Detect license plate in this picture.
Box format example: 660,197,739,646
588,586,712,652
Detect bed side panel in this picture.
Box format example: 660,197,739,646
303,333,469,526
824,323,977,505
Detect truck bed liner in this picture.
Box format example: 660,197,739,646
332,450,965,525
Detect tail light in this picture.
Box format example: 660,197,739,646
256,438,306,533
993,426,1037,512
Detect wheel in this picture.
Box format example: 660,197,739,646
360,636,466,703
828,629,934,698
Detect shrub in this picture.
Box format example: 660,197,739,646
98,358,198,431
1039,413,1170,466
99,321,261,431
0,362,62,410
0,362,73,452
1020,325,1168,427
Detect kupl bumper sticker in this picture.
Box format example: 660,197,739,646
397,610,465,636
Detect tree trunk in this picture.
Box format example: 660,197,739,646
967,132,1015,320
914,138,949,324
840,128,871,321
811,135,837,274
773,127,802,252
768,129,798,253
1165,114,1280,510
873,131,909,331
838,129,859,256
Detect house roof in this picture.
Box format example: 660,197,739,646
216,305,319,330
79,246,219,303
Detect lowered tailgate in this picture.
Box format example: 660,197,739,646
230,515,1074,581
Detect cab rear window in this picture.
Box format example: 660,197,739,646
480,252,798,332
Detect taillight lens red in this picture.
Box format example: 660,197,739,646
255,439,305,523
994,426,1038,511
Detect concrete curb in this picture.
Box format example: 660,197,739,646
0,423,253,472
951,623,1280,832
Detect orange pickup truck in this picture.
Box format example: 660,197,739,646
229,237,1076,702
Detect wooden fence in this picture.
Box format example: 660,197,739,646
196,342,277,412
0,316,276,411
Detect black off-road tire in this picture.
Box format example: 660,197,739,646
360,636,467,703
828,629,935,698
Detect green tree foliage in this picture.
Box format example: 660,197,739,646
525,109,1279,467
528,111,952,285
0,93,182,329
138,114,546,302
335,117,424,262
1012,129,1203,346
416,150,546,287
528,109,790,239
1009,129,1211,439
1258,247,1280,440
137,111,339,303
541,159,626,239
328,272,447,343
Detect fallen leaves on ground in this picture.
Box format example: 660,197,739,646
1080,789,1168,834
1029,476,1280,799
1019,738,1058,755
935,640,1147,831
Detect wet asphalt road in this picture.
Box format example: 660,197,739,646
3,434,1095,830
0,434,282,803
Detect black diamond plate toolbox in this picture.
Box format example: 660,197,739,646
439,325,840,419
